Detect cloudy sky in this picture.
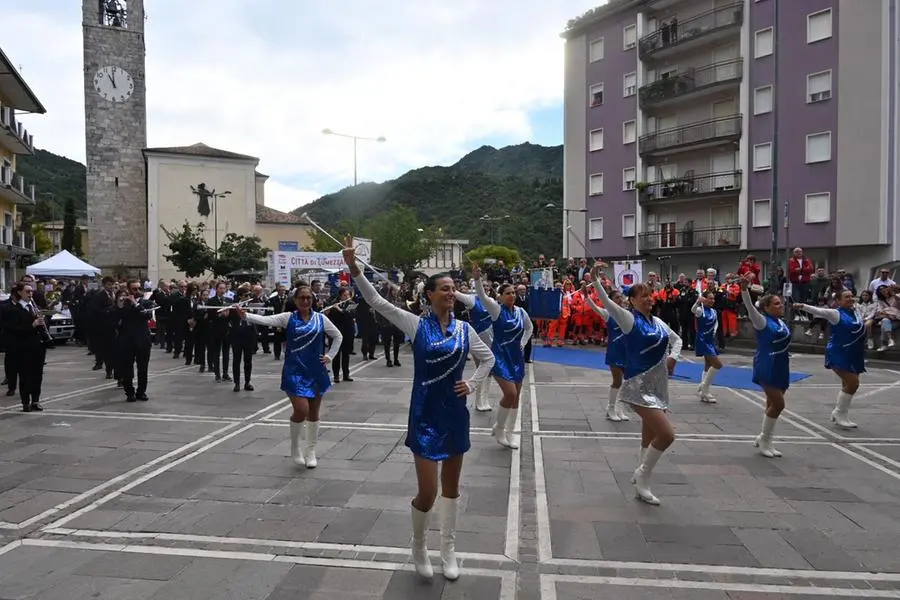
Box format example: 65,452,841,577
5,0,600,212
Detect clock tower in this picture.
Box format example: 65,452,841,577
82,0,147,273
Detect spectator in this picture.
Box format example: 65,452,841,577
874,284,899,351
737,255,761,286
869,268,895,292
857,289,876,350
788,247,814,303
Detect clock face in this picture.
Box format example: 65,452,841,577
93,66,134,103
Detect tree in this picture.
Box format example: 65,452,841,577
31,223,52,255
61,197,76,251
161,221,215,277
303,218,357,252
212,233,269,278
364,205,438,273
464,245,521,268
73,227,84,257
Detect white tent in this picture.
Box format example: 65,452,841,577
25,250,102,278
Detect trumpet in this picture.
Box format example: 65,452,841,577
30,302,54,345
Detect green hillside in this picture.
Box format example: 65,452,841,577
16,149,86,221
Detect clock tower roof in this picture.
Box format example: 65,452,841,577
143,142,259,162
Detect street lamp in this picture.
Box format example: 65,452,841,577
545,203,588,257
212,190,231,256
479,214,510,245
322,128,387,234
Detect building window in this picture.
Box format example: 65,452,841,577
753,143,772,171
623,24,636,50
807,70,832,103
589,37,604,62
807,9,832,44
752,199,772,228
754,28,774,58
806,131,832,163
754,85,773,115
623,120,636,144
622,214,636,238
805,192,831,223
589,83,604,107
623,72,636,97
623,167,636,191
589,128,604,151
589,218,604,239
589,173,604,195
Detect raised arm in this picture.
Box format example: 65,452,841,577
657,318,683,360
592,280,634,333
351,268,419,340
691,297,704,318
244,311,292,329
466,324,496,394
321,315,344,361
453,291,475,309
793,303,840,325
582,287,609,320
473,276,501,320
741,289,767,331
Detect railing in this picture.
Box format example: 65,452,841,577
639,115,742,154
639,225,741,252
0,103,35,152
0,167,36,203
639,59,742,105
639,3,744,58
639,170,742,201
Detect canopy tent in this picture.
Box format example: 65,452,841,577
25,250,101,278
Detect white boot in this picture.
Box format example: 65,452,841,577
439,496,460,580
289,421,305,466
633,446,663,505
831,391,858,429
410,503,433,578
698,367,719,403
304,421,319,468
753,415,783,458
615,398,630,421
475,378,492,411
606,387,622,422
504,408,520,449
493,407,512,448
631,446,648,483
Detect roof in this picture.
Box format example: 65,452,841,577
256,204,307,225
561,0,646,39
255,171,269,179
0,46,46,113
143,142,259,161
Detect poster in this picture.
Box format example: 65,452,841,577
270,251,345,288
613,260,643,289
531,268,554,290
278,241,299,251
352,237,372,263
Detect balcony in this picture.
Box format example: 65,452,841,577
638,225,740,254
638,170,741,206
0,227,35,257
639,59,742,109
0,104,35,154
639,115,742,157
0,166,36,205
639,3,744,60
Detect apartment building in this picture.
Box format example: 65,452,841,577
563,0,900,282
0,46,46,289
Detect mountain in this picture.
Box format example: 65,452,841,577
16,149,87,220
295,142,564,257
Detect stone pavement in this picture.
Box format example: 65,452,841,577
0,344,899,598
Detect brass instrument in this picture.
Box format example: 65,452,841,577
30,302,54,345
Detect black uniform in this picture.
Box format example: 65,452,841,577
89,288,116,376
5,301,47,411
206,295,232,382
168,291,191,359
326,301,355,381
674,282,698,350
267,292,290,360
115,295,153,401
228,307,257,391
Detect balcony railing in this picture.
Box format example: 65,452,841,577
0,104,35,154
639,225,741,253
639,59,742,106
639,115,742,155
638,170,742,203
639,3,744,58
0,227,35,254
0,166,36,204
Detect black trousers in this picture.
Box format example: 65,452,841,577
209,332,230,378
678,309,696,349
257,325,270,353
156,319,171,349
120,343,151,396
382,326,403,362
190,329,207,366
231,334,255,386
359,320,378,357
171,319,186,356
19,346,45,405
332,334,353,378
272,328,285,360
95,333,116,376
4,349,18,392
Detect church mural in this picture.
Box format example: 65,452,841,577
191,183,214,217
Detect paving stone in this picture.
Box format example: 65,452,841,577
75,552,195,581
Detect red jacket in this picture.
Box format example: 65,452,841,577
737,261,761,285
788,257,814,285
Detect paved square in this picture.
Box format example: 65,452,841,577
0,345,899,598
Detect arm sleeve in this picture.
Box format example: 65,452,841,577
742,289,767,331
466,324,496,394
453,291,475,309
691,298,704,318
474,278,501,320
657,318,683,360
799,305,841,325
520,308,533,349
593,283,634,333
245,312,292,329
583,292,609,320
321,316,343,361
352,269,420,340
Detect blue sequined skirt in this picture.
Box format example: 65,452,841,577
619,358,670,410
492,347,525,383
825,348,866,375
281,363,332,398
406,384,471,461
752,355,790,392
695,334,718,357
604,340,626,368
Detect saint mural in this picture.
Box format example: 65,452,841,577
191,183,214,217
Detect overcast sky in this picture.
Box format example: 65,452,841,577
4,0,600,212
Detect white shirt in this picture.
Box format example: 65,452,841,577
869,277,896,292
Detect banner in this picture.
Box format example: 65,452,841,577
613,260,643,289
271,251,345,287
528,288,562,319
531,268,554,290
266,251,276,288
352,237,372,263
278,241,299,252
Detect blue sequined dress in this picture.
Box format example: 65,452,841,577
743,290,792,392
620,311,678,410
825,308,866,374
490,304,528,382
693,302,719,357
584,294,625,369
470,298,494,344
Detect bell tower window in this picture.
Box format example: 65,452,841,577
99,0,127,28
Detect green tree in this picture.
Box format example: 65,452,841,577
61,197,76,251
303,218,357,252
464,244,521,268
31,223,52,256
161,221,215,277
363,205,438,273
73,227,84,257
213,233,269,277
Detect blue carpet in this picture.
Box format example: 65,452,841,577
533,346,811,391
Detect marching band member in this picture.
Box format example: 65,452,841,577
794,291,866,429
5,282,47,412
115,281,154,402
267,284,290,360
582,279,629,422
693,291,723,403
344,238,494,581
740,274,791,458
325,287,356,382
238,285,342,469
228,286,258,392
472,265,533,449
207,282,232,383
378,283,406,368
593,277,682,506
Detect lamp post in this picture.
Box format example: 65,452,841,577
479,214,510,245
545,203,588,257
322,128,387,234
211,190,231,257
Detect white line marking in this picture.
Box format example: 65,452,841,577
12,411,239,425
832,444,900,482
533,435,552,563
727,388,825,438
536,433,830,444
536,430,818,440
505,380,522,562
254,421,495,434
852,444,900,471
529,363,540,434
542,574,900,598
